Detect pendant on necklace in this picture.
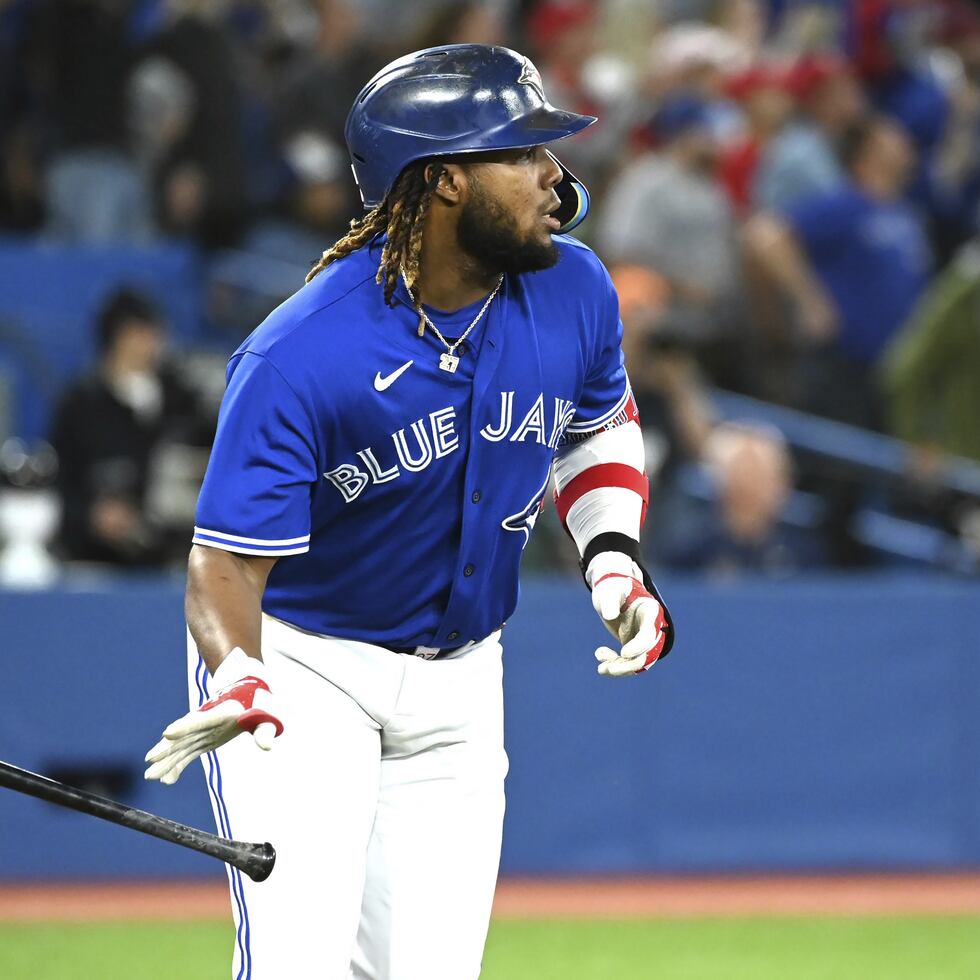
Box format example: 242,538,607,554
439,352,460,373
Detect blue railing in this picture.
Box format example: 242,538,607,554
711,388,980,500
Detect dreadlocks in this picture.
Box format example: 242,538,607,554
306,161,445,310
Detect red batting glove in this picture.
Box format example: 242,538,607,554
587,552,669,677
144,648,284,785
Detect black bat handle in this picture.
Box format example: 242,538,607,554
0,760,276,883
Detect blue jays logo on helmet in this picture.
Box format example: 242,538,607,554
345,44,595,233
517,57,546,102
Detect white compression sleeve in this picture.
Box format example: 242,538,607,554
553,422,646,556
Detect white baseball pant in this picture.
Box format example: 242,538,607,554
187,614,508,979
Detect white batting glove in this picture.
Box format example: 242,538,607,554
144,648,284,785
587,551,669,677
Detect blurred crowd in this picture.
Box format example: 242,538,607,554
1,0,980,578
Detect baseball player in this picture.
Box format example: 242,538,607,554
144,44,674,979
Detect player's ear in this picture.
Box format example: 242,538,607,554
430,162,465,206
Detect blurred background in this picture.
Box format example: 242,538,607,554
1,0,980,904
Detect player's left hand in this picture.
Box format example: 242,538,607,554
587,551,669,677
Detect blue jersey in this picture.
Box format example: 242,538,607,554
783,184,931,363
193,235,629,648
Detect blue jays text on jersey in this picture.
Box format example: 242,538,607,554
193,234,632,650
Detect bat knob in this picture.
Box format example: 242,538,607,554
245,842,277,882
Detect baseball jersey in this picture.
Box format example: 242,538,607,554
193,234,631,649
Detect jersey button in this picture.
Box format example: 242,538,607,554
447,631,460,642
463,564,475,577
471,490,482,503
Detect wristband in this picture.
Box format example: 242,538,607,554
580,533,644,588
211,647,267,690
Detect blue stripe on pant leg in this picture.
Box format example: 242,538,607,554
204,748,252,980
197,656,253,979
195,659,248,978
213,755,253,980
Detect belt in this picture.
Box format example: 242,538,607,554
385,625,503,660
266,614,498,658
385,642,467,660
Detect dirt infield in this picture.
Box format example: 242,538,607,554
1,874,979,922
493,875,980,918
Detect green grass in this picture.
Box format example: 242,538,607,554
484,918,980,980
1,917,979,979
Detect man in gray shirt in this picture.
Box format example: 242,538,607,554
599,93,742,355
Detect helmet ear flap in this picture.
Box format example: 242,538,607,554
548,151,590,233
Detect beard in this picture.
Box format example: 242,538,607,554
456,181,560,276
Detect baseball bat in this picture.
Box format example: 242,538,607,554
0,759,275,882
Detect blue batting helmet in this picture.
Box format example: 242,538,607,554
345,44,596,233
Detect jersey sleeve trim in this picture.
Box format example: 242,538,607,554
192,526,311,556
564,384,632,438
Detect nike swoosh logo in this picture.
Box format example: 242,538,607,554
374,360,414,391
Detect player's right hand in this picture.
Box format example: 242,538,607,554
144,648,284,785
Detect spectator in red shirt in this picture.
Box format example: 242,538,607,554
718,62,796,216
753,54,867,212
